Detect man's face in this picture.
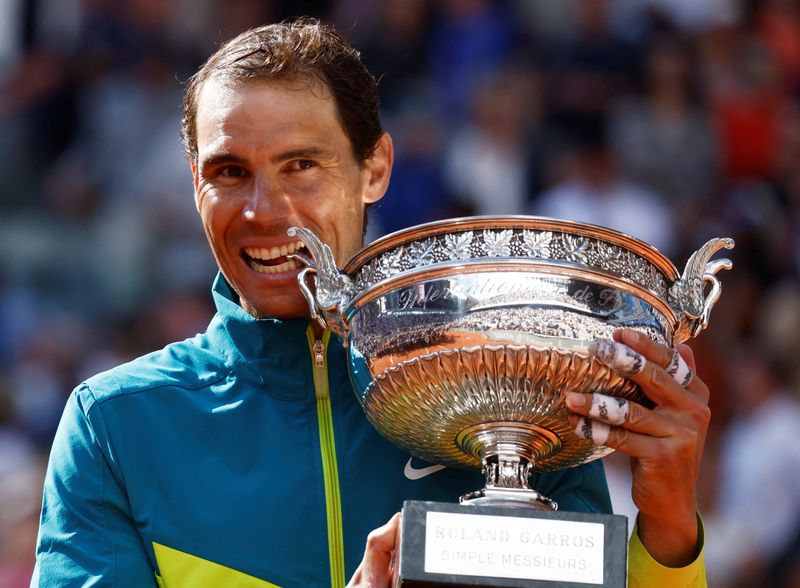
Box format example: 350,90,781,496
192,77,392,318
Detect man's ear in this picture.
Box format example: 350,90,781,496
362,132,394,205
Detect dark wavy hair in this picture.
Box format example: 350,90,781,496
181,18,383,166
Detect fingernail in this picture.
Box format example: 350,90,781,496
621,329,641,345
590,338,646,376
565,392,586,408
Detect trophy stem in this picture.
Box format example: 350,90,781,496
484,453,533,490
456,422,560,510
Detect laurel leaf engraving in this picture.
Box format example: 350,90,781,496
563,235,591,264
445,231,474,260
520,230,553,258
483,229,513,257
409,238,438,266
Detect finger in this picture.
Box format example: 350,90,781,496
613,329,672,367
589,337,646,377
566,391,628,425
566,392,675,437
370,512,400,549
590,338,692,407
675,344,709,404
573,415,611,445
676,343,696,372
571,416,660,458
615,330,709,402
613,330,692,387
664,347,694,388
364,513,400,576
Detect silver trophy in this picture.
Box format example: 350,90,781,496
288,217,733,511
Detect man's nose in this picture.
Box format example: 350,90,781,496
242,178,291,221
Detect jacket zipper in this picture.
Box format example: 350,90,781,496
307,327,345,588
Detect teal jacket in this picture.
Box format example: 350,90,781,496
33,274,612,587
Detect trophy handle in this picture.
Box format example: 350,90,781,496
287,226,353,339
669,237,735,344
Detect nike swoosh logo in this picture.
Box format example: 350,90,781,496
404,458,446,480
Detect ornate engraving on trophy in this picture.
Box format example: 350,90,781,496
519,230,553,258
572,285,620,310
396,284,452,310
352,227,674,302
392,277,628,317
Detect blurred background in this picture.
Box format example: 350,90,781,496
1,0,799,586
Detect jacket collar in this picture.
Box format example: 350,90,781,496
205,273,351,402
205,273,317,396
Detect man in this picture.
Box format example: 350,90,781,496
33,19,708,587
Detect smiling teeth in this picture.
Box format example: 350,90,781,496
244,241,304,261
250,259,299,274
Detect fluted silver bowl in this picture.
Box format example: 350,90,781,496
288,217,732,506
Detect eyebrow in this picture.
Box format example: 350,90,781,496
199,147,330,170
198,152,247,170
270,147,329,164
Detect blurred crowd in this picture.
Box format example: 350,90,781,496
1,0,800,586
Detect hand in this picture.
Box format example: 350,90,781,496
347,513,400,588
566,328,710,567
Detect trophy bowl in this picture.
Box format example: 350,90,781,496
289,216,733,509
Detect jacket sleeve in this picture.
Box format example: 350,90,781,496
628,514,707,588
32,385,157,587
540,461,707,586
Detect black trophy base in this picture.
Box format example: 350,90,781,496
394,500,627,588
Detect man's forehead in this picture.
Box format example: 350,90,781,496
197,73,334,107
194,75,351,161
195,76,349,150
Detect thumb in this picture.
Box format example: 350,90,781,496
347,512,401,587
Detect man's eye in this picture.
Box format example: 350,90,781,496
220,166,248,178
291,160,316,171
